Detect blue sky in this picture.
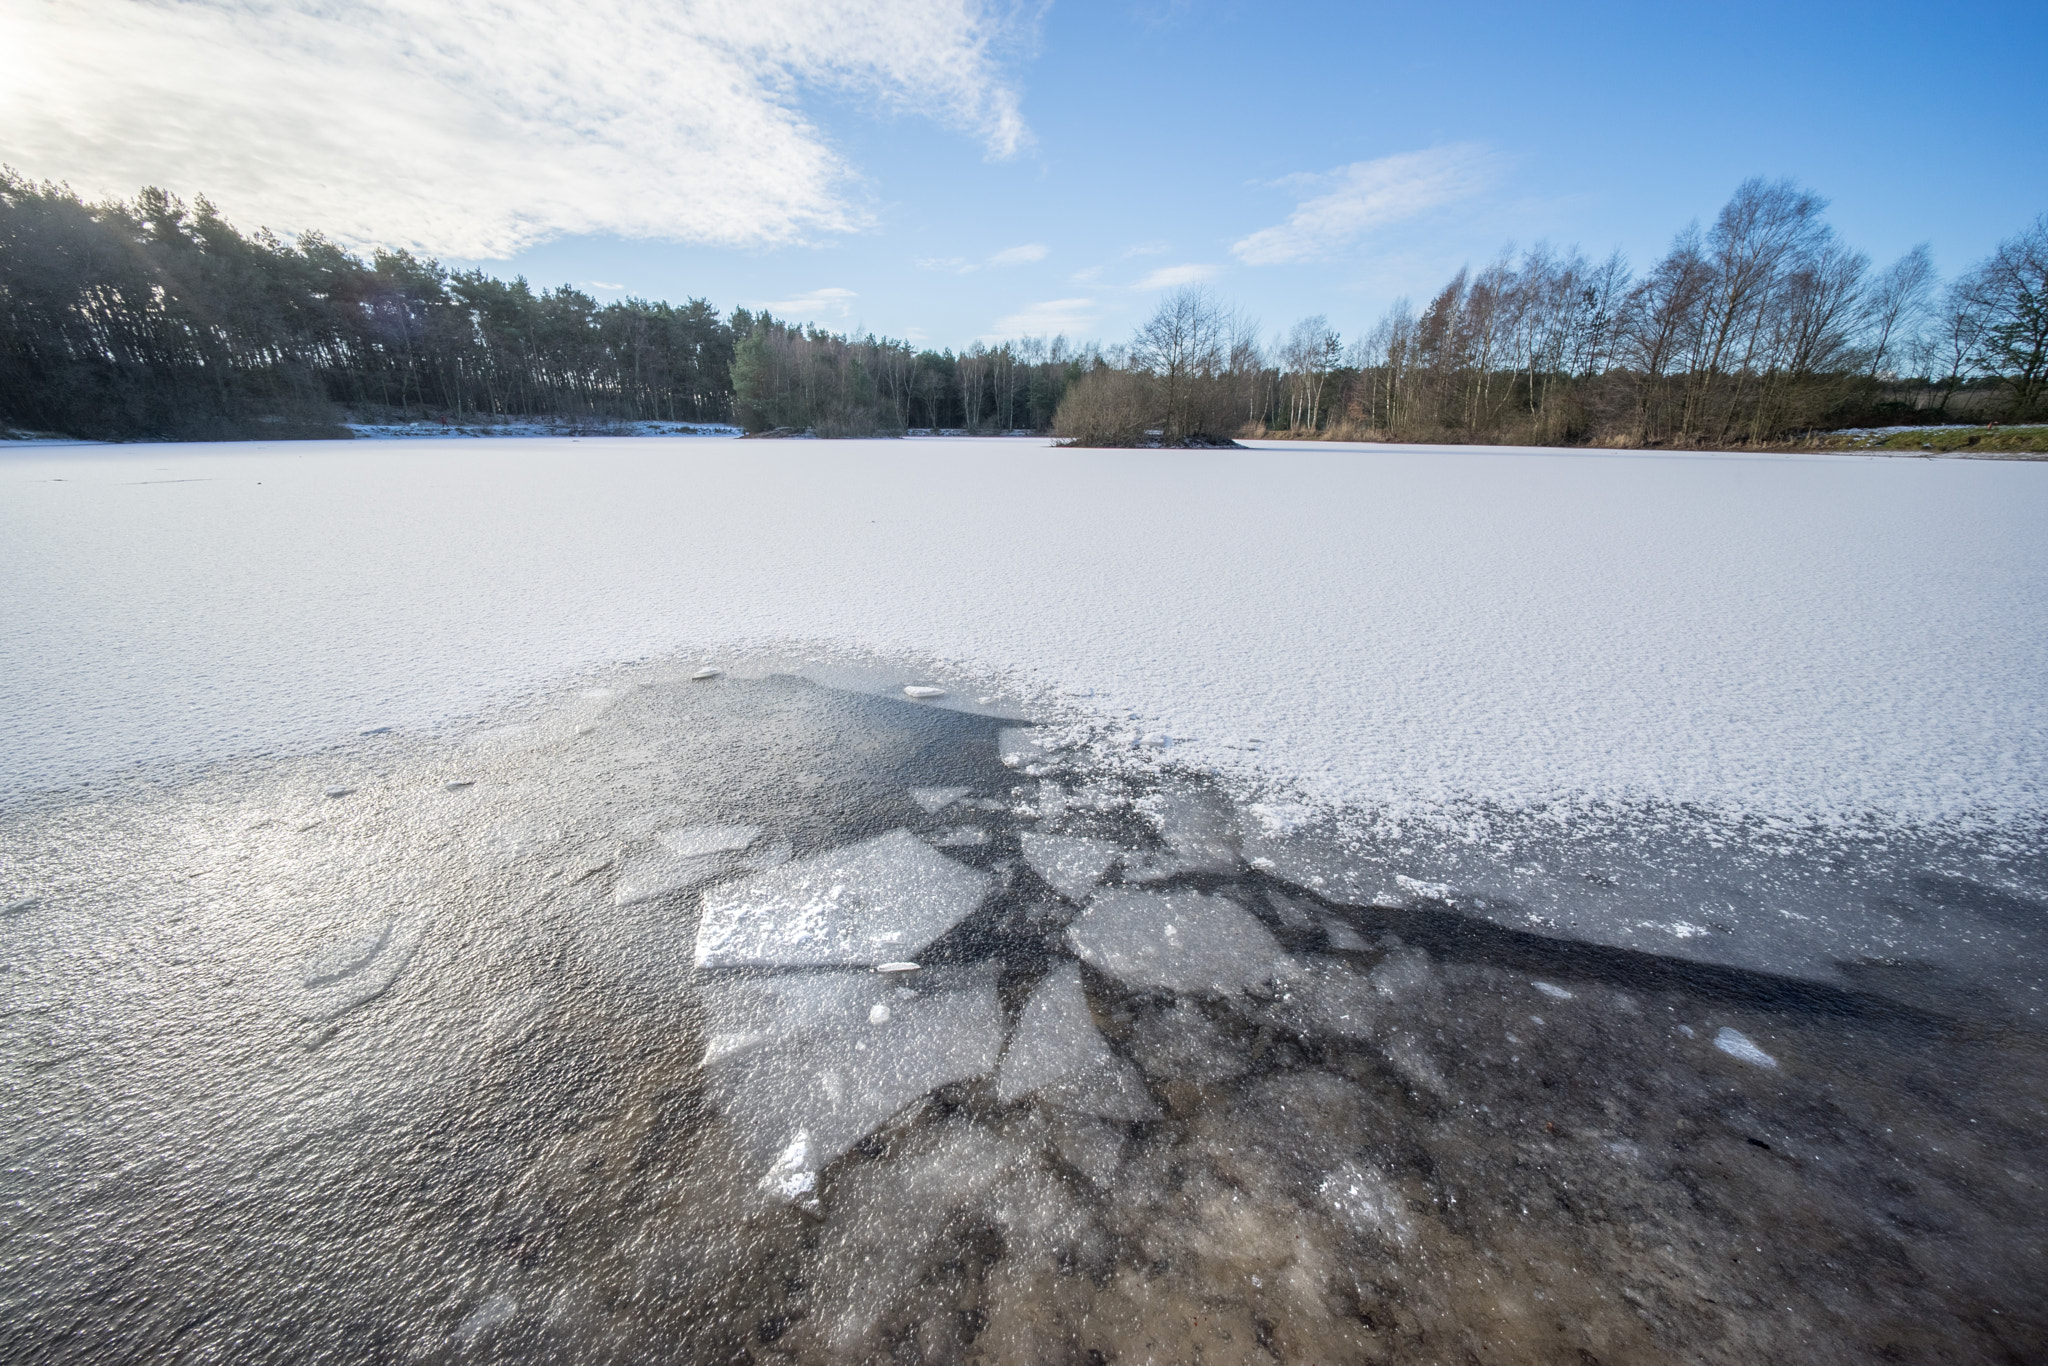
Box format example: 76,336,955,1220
7,0,2043,352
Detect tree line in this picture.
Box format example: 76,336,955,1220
0,172,1080,441
4,169,2042,445
1057,180,2045,447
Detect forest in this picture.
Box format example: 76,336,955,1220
1,169,2041,445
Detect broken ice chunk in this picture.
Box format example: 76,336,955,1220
1122,786,1242,881
1268,958,1380,1041
806,1125,1032,1354
928,825,989,848
759,1134,817,1199
695,970,881,1065
1714,1026,1778,1068
658,824,761,858
701,972,1004,1197
1532,980,1574,1000
1320,1162,1415,1247
1265,890,1315,929
908,786,970,815
614,825,761,907
1047,1113,1128,1185
694,830,992,969
1382,1031,1451,1096
1020,831,1120,902
1320,915,1370,952
997,961,1158,1120
691,667,723,680
902,685,946,699
1126,1000,1250,1083
998,727,1056,770
1067,889,1284,996
1368,946,1438,1003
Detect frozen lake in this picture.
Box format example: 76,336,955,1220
5,436,2046,822
2,436,2046,1361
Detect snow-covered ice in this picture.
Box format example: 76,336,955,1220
1066,889,1285,996
693,830,990,968
6,438,2044,830
997,727,1057,772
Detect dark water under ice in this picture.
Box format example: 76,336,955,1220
2,669,2044,1364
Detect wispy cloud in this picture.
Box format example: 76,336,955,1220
0,0,1037,258
1231,145,1493,266
761,287,858,320
1122,240,1171,258
988,243,1049,266
921,242,1050,273
987,298,1095,338
1135,263,1221,289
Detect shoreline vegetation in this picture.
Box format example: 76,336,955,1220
2,170,2041,449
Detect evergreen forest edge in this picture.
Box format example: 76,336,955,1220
2,169,2042,448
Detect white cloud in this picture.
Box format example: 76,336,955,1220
760,288,858,320
1122,240,1170,258
987,298,1095,338
988,243,1049,266
1231,145,1492,266
921,242,1048,273
0,0,1034,258
1135,263,1221,289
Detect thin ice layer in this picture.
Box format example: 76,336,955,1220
614,824,761,906
1067,889,1285,996
700,973,1004,1197
1124,786,1242,882
1020,831,1120,902
909,786,970,815
693,830,991,968
693,970,884,1065
996,961,1158,1120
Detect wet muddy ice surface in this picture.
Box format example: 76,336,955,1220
1,670,2045,1364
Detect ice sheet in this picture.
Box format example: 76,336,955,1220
700,972,1004,1196
1019,831,1120,902
908,786,970,815
693,830,990,968
996,961,1158,1120
1066,889,1285,996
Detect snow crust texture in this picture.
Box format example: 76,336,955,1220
4,437,2047,827
693,829,990,968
